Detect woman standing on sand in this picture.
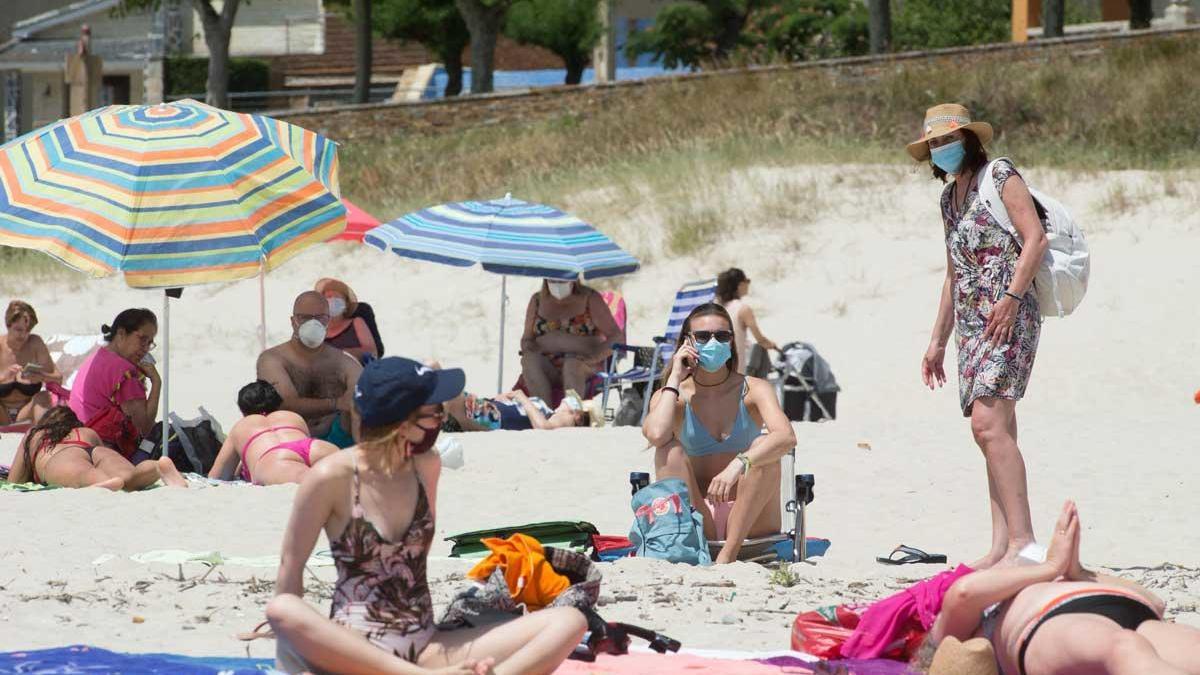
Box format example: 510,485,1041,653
913,103,1049,568
715,268,779,376
267,357,586,674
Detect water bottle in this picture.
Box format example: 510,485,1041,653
629,471,650,495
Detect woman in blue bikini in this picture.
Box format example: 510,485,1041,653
642,303,795,563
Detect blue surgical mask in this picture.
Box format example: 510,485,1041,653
697,338,732,373
931,140,965,175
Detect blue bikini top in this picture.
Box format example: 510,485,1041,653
679,381,762,457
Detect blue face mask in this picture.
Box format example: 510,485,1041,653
696,338,732,373
931,140,965,175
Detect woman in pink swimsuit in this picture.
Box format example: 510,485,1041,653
268,357,587,674
209,381,339,485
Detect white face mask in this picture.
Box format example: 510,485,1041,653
297,319,327,349
328,296,347,317
547,281,574,300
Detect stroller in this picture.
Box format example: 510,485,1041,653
770,341,839,422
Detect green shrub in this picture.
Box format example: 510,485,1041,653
164,57,271,97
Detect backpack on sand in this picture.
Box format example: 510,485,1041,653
978,158,1090,318
629,478,711,566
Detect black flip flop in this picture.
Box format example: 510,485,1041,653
876,544,948,565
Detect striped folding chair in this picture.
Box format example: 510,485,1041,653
598,279,716,424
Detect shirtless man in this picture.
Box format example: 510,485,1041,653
256,292,362,449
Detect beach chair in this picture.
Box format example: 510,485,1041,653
598,279,716,425
704,448,816,564
0,334,105,436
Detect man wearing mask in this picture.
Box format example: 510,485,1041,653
256,291,362,448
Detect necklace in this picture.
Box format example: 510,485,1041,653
694,368,733,388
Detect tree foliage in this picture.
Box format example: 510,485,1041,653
373,0,469,96
505,0,601,85
891,0,1010,51
625,0,773,69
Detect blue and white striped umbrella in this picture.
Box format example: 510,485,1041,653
363,194,639,280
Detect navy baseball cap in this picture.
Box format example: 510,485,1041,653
354,357,465,428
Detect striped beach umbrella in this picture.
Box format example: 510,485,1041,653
0,99,346,288
365,194,640,391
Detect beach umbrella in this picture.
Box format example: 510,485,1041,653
364,194,639,392
0,99,346,449
331,200,380,242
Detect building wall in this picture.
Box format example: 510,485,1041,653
38,5,156,40
27,72,66,130
191,0,324,58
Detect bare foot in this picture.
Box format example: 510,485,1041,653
93,477,125,491
156,457,188,488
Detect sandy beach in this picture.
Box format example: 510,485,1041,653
1,163,1198,658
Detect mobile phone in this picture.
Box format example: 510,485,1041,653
21,363,43,374
140,353,156,366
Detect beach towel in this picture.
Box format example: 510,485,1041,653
0,645,275,673
446,521,599,558
0,481,59,492
554,648,913,674
467,533,571,610
839,564,974,660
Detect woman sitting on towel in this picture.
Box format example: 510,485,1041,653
642,303,796,564
209,380,340,485
268,357,587,675
67,308,161,464
914,501,1200,675
0,300,60,426
446,389,592,432
7,405,186,489
519,277,621,404
317,278,379,363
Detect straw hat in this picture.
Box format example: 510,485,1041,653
906,103,994,161
929,637,999,675
315,278,359,315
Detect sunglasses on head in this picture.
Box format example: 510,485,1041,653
690,330,734,344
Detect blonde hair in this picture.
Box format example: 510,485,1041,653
358,418,414,473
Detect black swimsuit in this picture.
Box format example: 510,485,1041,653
1018,594,1158,675
0,380,42,397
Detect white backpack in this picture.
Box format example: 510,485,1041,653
978,158,1090,318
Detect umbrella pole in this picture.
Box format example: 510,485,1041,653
161,290,170,461
259,264,268,352
497,276,507,394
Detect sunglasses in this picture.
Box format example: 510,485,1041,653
690,330,734,344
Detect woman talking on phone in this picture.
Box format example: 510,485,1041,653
0,301,59,425
641,303,795,563
67,308,162,464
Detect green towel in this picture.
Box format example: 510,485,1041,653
0,481,59,492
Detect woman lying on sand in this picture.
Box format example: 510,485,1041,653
209,381,340,485
917,500,1200,675
267,357,586,674
7,406,186,489
445,389,591,432
642,303,796,563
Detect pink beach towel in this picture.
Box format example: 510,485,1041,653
554,652,807,674
839,564,974,659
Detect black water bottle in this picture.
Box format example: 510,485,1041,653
629,472,650,495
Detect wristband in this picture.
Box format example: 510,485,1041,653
1003,291,1022,302
660,386,680,398
736,453,752,475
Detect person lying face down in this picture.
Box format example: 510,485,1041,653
7,405,187,490
915,500,1200,675
445,388,593,432
256,291,362,450
208,380,340,485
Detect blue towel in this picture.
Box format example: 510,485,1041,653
0,645,276,673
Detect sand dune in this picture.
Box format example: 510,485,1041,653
1,164,1198,656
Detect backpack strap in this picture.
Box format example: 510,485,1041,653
977,156,1023,250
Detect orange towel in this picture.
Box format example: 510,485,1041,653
467,533,570,610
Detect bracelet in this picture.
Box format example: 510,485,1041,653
659,386,680,398
735,453,752,475
1003,291,1022,302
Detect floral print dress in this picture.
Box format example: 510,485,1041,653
941,159,1043,416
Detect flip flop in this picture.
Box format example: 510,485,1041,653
876,544,948,565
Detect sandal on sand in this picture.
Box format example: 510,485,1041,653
237,620,275,641
876,544,947,565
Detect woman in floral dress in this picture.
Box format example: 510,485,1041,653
911,104,1050,569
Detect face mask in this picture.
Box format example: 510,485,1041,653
697,338,732,373
547,281,573,300
931,140,966,175
328,297,347,317
409,424,440,455
297,319,326,349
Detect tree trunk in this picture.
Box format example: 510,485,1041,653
443,49,464,97
868,0,891,54
455,0,507,94
711,5,748,61
352,0,372,104
1129,0,1153,29
198,0,240,109
1042,0,1065,38
564,54,586,85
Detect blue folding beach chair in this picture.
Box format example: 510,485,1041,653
598,279,717,424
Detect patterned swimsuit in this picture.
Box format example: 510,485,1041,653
941,159,1043,416
328,454,436,662
533,294,599,368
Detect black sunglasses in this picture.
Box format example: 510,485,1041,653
690,330,734,344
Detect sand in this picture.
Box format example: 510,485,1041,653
1,163,1198,658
